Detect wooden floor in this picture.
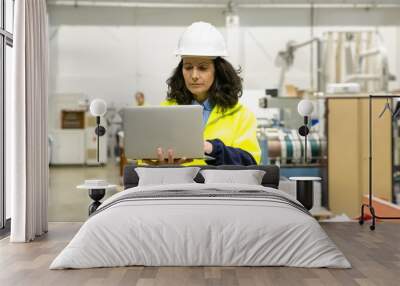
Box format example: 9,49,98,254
0,222,399,286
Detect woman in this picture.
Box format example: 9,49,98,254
148,22,261,166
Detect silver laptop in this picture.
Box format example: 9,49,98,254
122,105,208,160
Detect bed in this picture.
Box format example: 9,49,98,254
50,165,350,269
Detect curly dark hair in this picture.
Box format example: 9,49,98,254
166,57,242,112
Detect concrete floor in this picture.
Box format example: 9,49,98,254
48,163,122,222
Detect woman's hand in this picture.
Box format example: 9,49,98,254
142,147,193,165
204,141,213,154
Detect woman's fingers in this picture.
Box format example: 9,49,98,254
157,147,164,162
167,149,174,164
143,148,193,165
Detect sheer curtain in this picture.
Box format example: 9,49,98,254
10,0,49,242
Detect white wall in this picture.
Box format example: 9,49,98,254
48,5,400,110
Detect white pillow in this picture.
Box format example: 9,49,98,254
200,169,266,185
136,167,200,186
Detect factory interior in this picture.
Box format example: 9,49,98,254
2,0,400,285
46,0,399,222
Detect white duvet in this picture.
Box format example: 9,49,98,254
50,183,351,269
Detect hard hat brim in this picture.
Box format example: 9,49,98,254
175,50,228,58
180,55,218,60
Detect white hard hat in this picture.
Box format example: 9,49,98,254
175,21,228,57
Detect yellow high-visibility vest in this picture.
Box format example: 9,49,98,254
162,100,261,165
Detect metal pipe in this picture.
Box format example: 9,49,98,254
310,3,315,92
316,39,323,92
359,49,381,58
291,38,319,50
369,95,372,207
47,1,400,9
345,74,381,82
96,116,100,163
47,1,226,8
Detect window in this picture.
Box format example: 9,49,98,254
0,0,13,232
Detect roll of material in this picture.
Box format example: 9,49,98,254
305,137,312,163
285,133,293,163
291,130,302,164
268,140,282,159
278,131,287,164
309,133,320,162
259,127,324,164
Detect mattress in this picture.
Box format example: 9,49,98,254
50,183,351,269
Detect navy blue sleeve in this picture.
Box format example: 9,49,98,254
205,139,257,166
